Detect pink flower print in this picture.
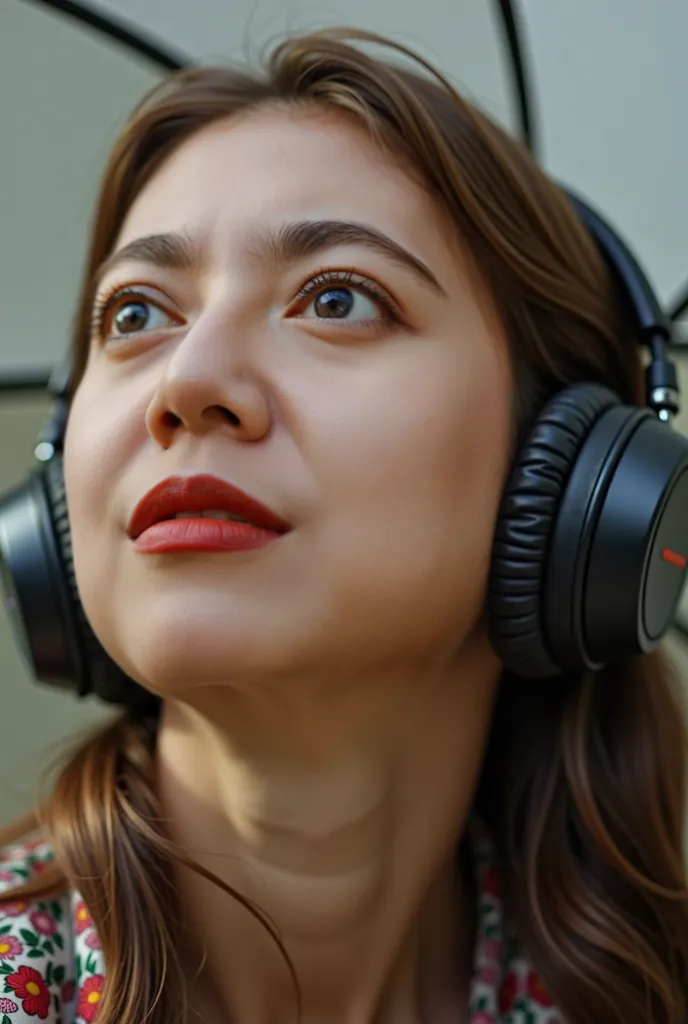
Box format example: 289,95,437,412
0,900,29,917
0,872,16,883
471,1013,495,1024
29,909,56,936
478,962,498,985
0,997,19,1013
23,838,45,854
0,934,23,959
481,938,502,961
85,930,102,950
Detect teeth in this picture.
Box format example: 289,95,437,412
172,509,237,521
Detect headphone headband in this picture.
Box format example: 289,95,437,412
563,190,680,421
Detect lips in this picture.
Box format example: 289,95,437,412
128,474,290,541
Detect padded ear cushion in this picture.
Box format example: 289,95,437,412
488,383,621,679
43,455,156,708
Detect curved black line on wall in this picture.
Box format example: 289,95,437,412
493,0,538,156
3,0,189,394
8,0,684,391
19,0,189,70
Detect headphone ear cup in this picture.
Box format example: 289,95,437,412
546,401,688,668
0,454,154,708
42,456,152,707
488,383,620,679
0,459,85,694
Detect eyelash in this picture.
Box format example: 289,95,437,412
90,268,403,343
293,269,402,322
90,284,170,342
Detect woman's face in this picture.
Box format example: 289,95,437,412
64,108,513,696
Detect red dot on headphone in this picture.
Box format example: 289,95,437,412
661,547,687,569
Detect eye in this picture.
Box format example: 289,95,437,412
92,286,181,343
306,285,381,321
290,271,401,329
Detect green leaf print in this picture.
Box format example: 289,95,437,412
46,961,53,986
2,1014,12,1024
86,952,97,974
51,900,63,921
27,948,45,958
0,926,11,936
19,928,38,947
53,932,64,951
75,954,81,978
43,940,54,955
53,965,65,985
0,964,13,975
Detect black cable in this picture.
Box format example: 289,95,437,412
492,0,539,156
19,0,189,71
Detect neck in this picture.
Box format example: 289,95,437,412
154,639,500,1024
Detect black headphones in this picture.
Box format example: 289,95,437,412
0,190,686,705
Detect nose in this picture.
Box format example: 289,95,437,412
145,324,272,449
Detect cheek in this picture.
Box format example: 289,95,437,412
63,384,139,599
311,342,512,641
65,390,114,524
320,340,511,531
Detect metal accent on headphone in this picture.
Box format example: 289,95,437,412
564,189,682,424
33,359,71,463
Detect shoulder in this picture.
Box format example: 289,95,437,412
0,834,87,1023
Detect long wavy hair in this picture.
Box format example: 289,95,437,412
2,27,687,1024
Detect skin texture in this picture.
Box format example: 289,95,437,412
64,108,513,1023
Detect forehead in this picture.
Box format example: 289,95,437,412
116,109,455,261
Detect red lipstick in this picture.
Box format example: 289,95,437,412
128,474,290,554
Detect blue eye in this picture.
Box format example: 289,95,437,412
307,286,382,321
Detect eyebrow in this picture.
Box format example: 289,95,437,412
93,220,446,296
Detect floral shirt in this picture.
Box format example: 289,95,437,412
0,822,562,1023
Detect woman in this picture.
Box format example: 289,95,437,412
0,27,686,1024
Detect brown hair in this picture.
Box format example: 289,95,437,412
2,27,687,1024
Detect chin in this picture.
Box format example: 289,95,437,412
91,592,309,698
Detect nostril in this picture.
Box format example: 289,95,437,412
157,405,242,432
216,406,241,427
161,411,182,429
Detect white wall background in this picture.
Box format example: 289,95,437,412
0,0,687,822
